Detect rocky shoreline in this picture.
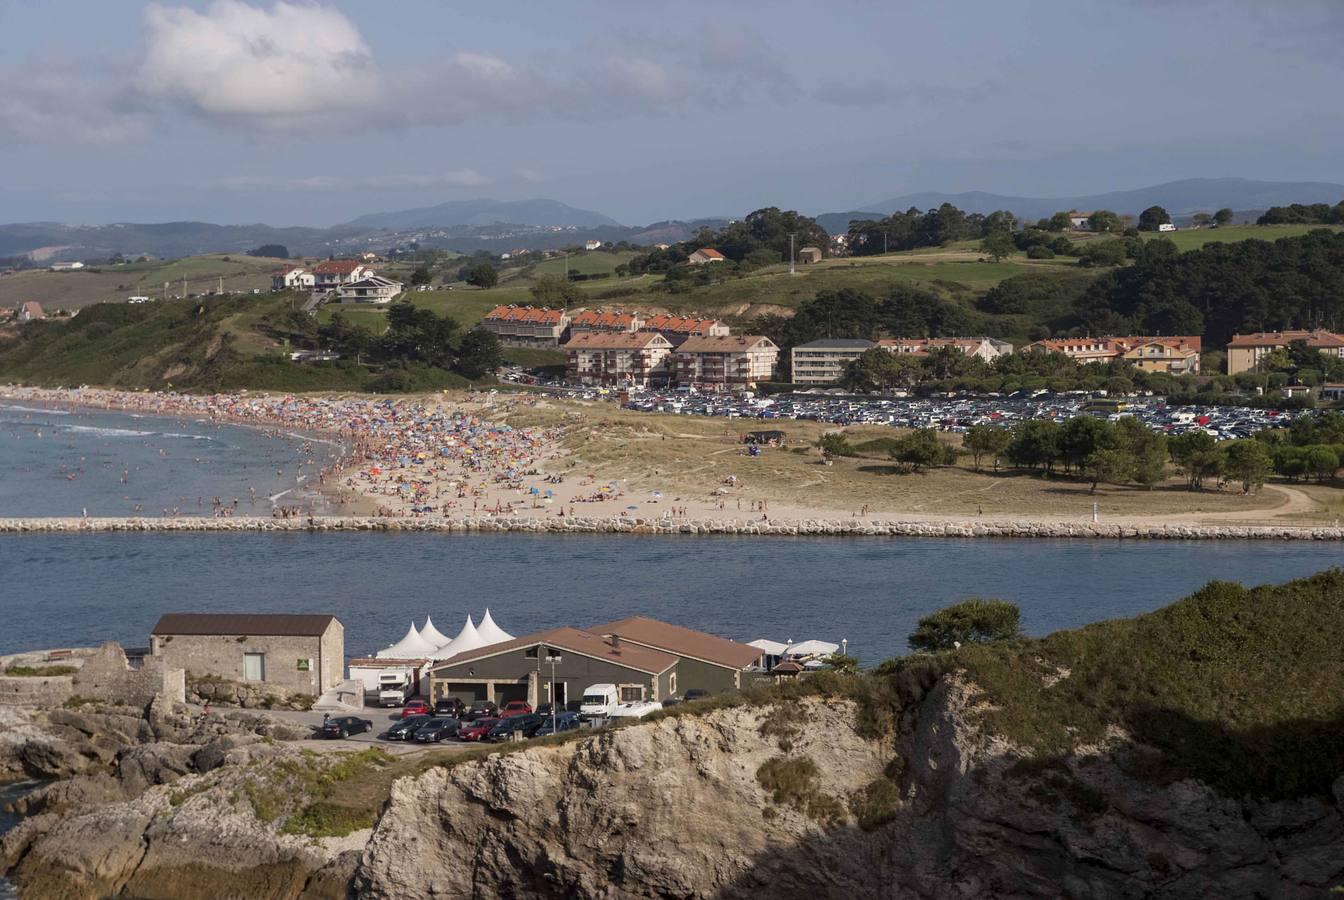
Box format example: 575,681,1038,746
0,514,1342,540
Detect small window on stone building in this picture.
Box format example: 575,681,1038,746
619,685,644,702
244,653,266,682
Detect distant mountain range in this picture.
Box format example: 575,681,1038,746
344,198,621,230
823,178,1344,230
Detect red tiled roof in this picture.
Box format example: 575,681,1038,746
1227,330,1344,349
691,248,725,259
571,309,639,328
312,260,364,274
589,616,762,670
675,335,775,353
643,314,725,334
483,305,566,325
431,626,677,675
563,331,671,350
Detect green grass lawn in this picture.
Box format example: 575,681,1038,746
1139,223,1343,251
0,253,285,311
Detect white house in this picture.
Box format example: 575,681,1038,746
584,239,603,251
271,266,314,291
312,260,372,291
48,261,84,271
687,248,726,265
336,275,403,304
1069,211,1092,230
1158,223,1177,232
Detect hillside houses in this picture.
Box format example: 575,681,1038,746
687,248,726,265
569,309,643,335
271,266,314,291
878,337,1013,362
1027,336,1202,375
312,260,372,291
482,305,570,347
564,331,675,387
1226,331,1344,375
335,275,403,304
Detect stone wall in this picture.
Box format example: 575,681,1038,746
1,514,1343,540
0,643,182,708
153,632,331,697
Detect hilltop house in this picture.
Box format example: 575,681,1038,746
584,239,603,251
1226,331,1344,375
17,301,46,321
673,335,779,389
1069,211,1093,230
48,261,84,271
271,266,314,291
687,248,726,265
312,260,372,292
797,246,823,264
336,275,403,304
481,305,571,347
563,331,674,386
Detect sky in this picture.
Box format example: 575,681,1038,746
2,0,1343,227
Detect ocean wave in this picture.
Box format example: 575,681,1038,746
0,404,71,415
59,424,155,438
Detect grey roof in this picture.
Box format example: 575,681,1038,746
792,339,875,350
151,613,339,637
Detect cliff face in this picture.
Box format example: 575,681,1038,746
353,683,1344,900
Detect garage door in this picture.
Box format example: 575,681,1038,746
444,682,486,703
494,682,529,704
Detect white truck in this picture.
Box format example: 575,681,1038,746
579,683,619,721
377,671,414,707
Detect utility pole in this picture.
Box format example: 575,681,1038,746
182,276,187,298
545,652,562,735
883,231,888,255
788,232,796,276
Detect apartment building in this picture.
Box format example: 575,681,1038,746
563,331,675,386
568,309,644,335
480,305,571,347
790,338,876,385
878,337,1014,362
1226,331,1344,375
673,335,779,388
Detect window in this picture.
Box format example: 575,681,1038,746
525,647,539,659
243,652,266,682
619,685,644,702
669,672,676,695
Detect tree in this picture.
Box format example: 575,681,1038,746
1044,211,1073,232
1191,212,1212,227
464,261,498,288
1138,206,1171,232
1117,417,1168,488
1083,448,1133,493
842,348,919,392
980,231,1014,262
248,244,288,259
409,266,433,287
1007,420,1060,472
818,433,856,458
1223,439,1272,493
825,653,859,673
529,274,581,307
964,424,1013,471
889,428,957,471
908,599,1021,652
1079,241,1126,268
1214,208,1234,226
1304,445,1339,482
1088,210,1121,233
455,328,503,379
1059,416,1113,472
1169,431,1224,490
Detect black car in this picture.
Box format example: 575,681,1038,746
434,698,466,718
533,712,582,736
467,700,499,719
661,697,681,707
486,713,545,742
414,717,461,743
319,716,374,739
383,714,432,741
683,689,711,702
534,702,554,717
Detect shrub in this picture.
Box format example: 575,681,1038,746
849,777,902,831
3,665,78,677
908,599,1021,652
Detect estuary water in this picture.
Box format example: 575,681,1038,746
0,401,339,518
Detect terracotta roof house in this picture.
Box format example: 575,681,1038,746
568,309,644,334
481,305,571,347
642,314,730,344
674,334,779,388
878,337,1013,362
687,248,726,265
563,331,674,386
311,260,372,291
1226,330,1344,374
17,301,45,321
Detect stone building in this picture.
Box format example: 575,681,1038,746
149,613,344,698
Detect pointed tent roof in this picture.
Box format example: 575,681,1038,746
476,608,514,645
377,622,438,659
420,616,451,647
432,615,487,659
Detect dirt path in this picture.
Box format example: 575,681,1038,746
1168,484,1318,523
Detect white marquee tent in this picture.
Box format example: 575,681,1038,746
376,622,439,659
476,608,514,644
419,616,451,647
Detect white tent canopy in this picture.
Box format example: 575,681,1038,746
476,608,514,645
377,622,439,659
784,639,840,658
748,639,789,656
432,615,487,659
419,616,451,647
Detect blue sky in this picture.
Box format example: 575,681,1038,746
2,0,1342,226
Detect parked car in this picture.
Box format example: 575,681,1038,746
682,689,711,703
533,712,582,736
661,697,681,707
413,717,461,743
534,702,553,717
434,698,466,718
319,716,374,739
466,701,499,719
383,714,432,741
487,714,545,742
457,717,500,742
400,700,431,718
499,700,533,718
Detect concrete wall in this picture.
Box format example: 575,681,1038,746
151,629,337,697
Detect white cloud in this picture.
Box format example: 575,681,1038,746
0,59,150,144
517,167,544,184
138,0,383,126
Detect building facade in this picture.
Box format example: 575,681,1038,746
564,331,674,386
149,613,344,697
642,314,730,346
687,248,726,265
481,305,571,347
428,626,677,708
674,335,779,388
1226,331,1344,375
311,261,372,291
1029,335,1202,375
878,337,1013,363
336,275,403,304
271,266,314,291
568,309,643,334
589,616,766,694
790,338,876,385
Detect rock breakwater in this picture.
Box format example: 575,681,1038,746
0,515,1341,540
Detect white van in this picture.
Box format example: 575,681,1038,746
607,701,662,721
579,683,619,720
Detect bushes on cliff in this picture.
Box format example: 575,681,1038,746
908,599,1022,652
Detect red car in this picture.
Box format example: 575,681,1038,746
457,717,500,741
499,701,533,718
400,700,430,718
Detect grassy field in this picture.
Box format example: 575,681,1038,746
1138,223,1343,251
495,399,1308,522
0,254,291,311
